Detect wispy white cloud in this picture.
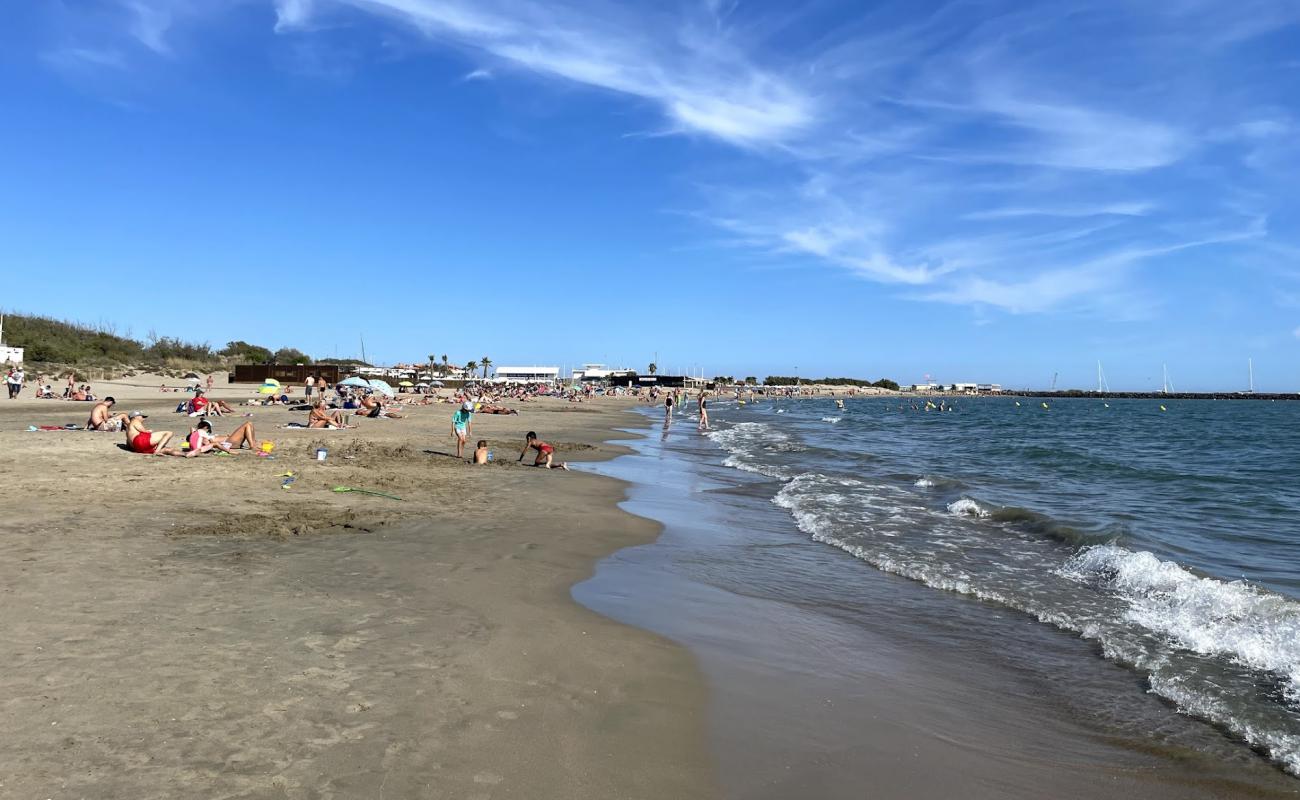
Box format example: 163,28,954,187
963,202,1155,221
124,0,174,54
34,0,1299,322
274,0,816,146
41,47,128,71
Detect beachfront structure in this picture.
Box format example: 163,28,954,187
977,383,1002,393
0,314,22,365
494,366,560,384
572,364,635,382
912,382,939,392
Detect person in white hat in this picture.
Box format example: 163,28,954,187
451,401,474,459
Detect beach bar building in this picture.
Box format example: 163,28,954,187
494,366,560,384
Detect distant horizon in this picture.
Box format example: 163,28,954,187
0,306,1284,394
2,2,1298,391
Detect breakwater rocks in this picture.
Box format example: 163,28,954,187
999,391,1298,401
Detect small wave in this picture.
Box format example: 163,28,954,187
821,416,842,423
1062,545,1300,704
947,497,991,518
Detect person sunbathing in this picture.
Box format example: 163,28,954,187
88,396,129,431
189,419,265,452
518,431,568,469
308,401,350,429
355,393,404,419
125,412,189,457
476,404,518,415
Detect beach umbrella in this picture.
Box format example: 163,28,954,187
338,376,371,388
398,380,414,387
258,378,282,394
415,382,430,387
430,380,444,386
367,379,396,397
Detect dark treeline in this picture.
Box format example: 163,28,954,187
763,376,900,390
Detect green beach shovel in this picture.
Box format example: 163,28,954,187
332,486,404,501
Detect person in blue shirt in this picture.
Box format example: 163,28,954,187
452,401,474,458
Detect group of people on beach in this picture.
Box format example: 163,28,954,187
450,399,567,469
87,395,266,457
655,387,712,431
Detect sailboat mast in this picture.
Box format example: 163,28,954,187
1249,358,1255,393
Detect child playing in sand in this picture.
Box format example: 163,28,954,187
452,401,474,458
472,440,489,465
518,432,568,470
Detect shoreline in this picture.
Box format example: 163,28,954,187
575,404,1300,799
0,386,718,798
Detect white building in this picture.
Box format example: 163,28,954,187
911,382,939,392
0,345,22,365
572,363,633,382
494,366,560,384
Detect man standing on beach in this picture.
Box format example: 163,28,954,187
5,367,23,399
305,373,315,400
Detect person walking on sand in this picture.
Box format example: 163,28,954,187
698,391,710,431
665,392,674,420
304,373,315,400
5,367,23,399
452,401,474,458
205,373,214,394
519,431,568,469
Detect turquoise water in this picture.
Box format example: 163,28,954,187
701,396,1300,776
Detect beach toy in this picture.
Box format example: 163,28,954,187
1160,405,1167,411
332,486,403,501
316,448,328,462
281,476,296,490
1041,402,1049,409
261,441,275,453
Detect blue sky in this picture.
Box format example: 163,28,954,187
2,0,1299,390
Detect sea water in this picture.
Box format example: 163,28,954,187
690,395,1300,777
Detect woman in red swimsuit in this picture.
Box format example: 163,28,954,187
518,431,568,470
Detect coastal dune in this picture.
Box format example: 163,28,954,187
0,388,716,799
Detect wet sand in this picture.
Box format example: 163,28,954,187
0,384,716,799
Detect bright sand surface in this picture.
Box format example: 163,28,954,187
0,378,716,799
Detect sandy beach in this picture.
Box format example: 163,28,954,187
0,378,717,799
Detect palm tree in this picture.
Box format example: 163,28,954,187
480,356,492,380
648,362,657,375
441,354,449,376
465,360,478,379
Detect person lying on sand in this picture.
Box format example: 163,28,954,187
518,432,568,470
125,412,190,457
472,439,489,465
88,396,129,431
355,393,404,419
475,404,518,415
308,401,350,429
188,418,266,453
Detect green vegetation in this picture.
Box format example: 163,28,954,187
272,347,311,365
763,376,900,390
2,311,318,372
219,340,273,363
3,313,144,365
